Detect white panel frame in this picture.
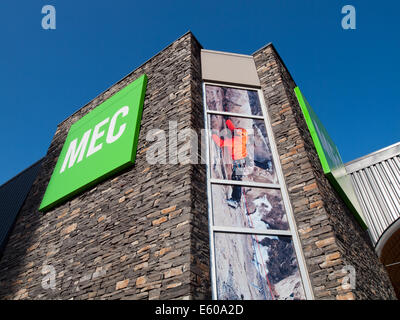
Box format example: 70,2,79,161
202,81,314,300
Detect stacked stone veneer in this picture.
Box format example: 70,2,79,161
1,31,396,301
0,32,210,300
253,44,397,300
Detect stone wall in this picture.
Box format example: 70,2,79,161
0,32,210,300
1,31,395,301
253,44,397,300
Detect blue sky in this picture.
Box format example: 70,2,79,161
0,0,399,185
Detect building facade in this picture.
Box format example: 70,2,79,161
0,32,397,300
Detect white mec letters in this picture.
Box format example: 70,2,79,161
60,106,129,173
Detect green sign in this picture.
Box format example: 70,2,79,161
39,74,147,212
294,86,367,230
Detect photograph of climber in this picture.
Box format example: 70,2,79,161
206,85,277,186
211,185,289,231
214,233,306,300
208,114,277,184
211,118,249,209
206,84,305,300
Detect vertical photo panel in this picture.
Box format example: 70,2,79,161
208,114,278,184
205,85,263,116
211,184,289,230
214,233,305,300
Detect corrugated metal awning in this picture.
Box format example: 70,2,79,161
345,143,400,245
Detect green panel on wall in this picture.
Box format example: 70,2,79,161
39,74,147,212
294,86,367,230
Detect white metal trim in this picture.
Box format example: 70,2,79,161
345,142,400,173
201,49,254,59
212,225,292,237
202,82,218,299
376,218,400,255
206,110,264,120
204,81,260,92
210,179,280,189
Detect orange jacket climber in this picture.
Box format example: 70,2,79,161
212,119,248,160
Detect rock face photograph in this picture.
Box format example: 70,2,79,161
206,85,276,185
211,185,289,231
206,85,263,116
214,233,305,300
206,85,306,300
211,184,305,300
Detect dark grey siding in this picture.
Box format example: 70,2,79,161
0,160,43,254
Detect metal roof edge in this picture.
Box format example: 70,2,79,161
345,142,400,173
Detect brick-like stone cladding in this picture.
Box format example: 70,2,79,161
0,32,210,300
253,44,397,300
